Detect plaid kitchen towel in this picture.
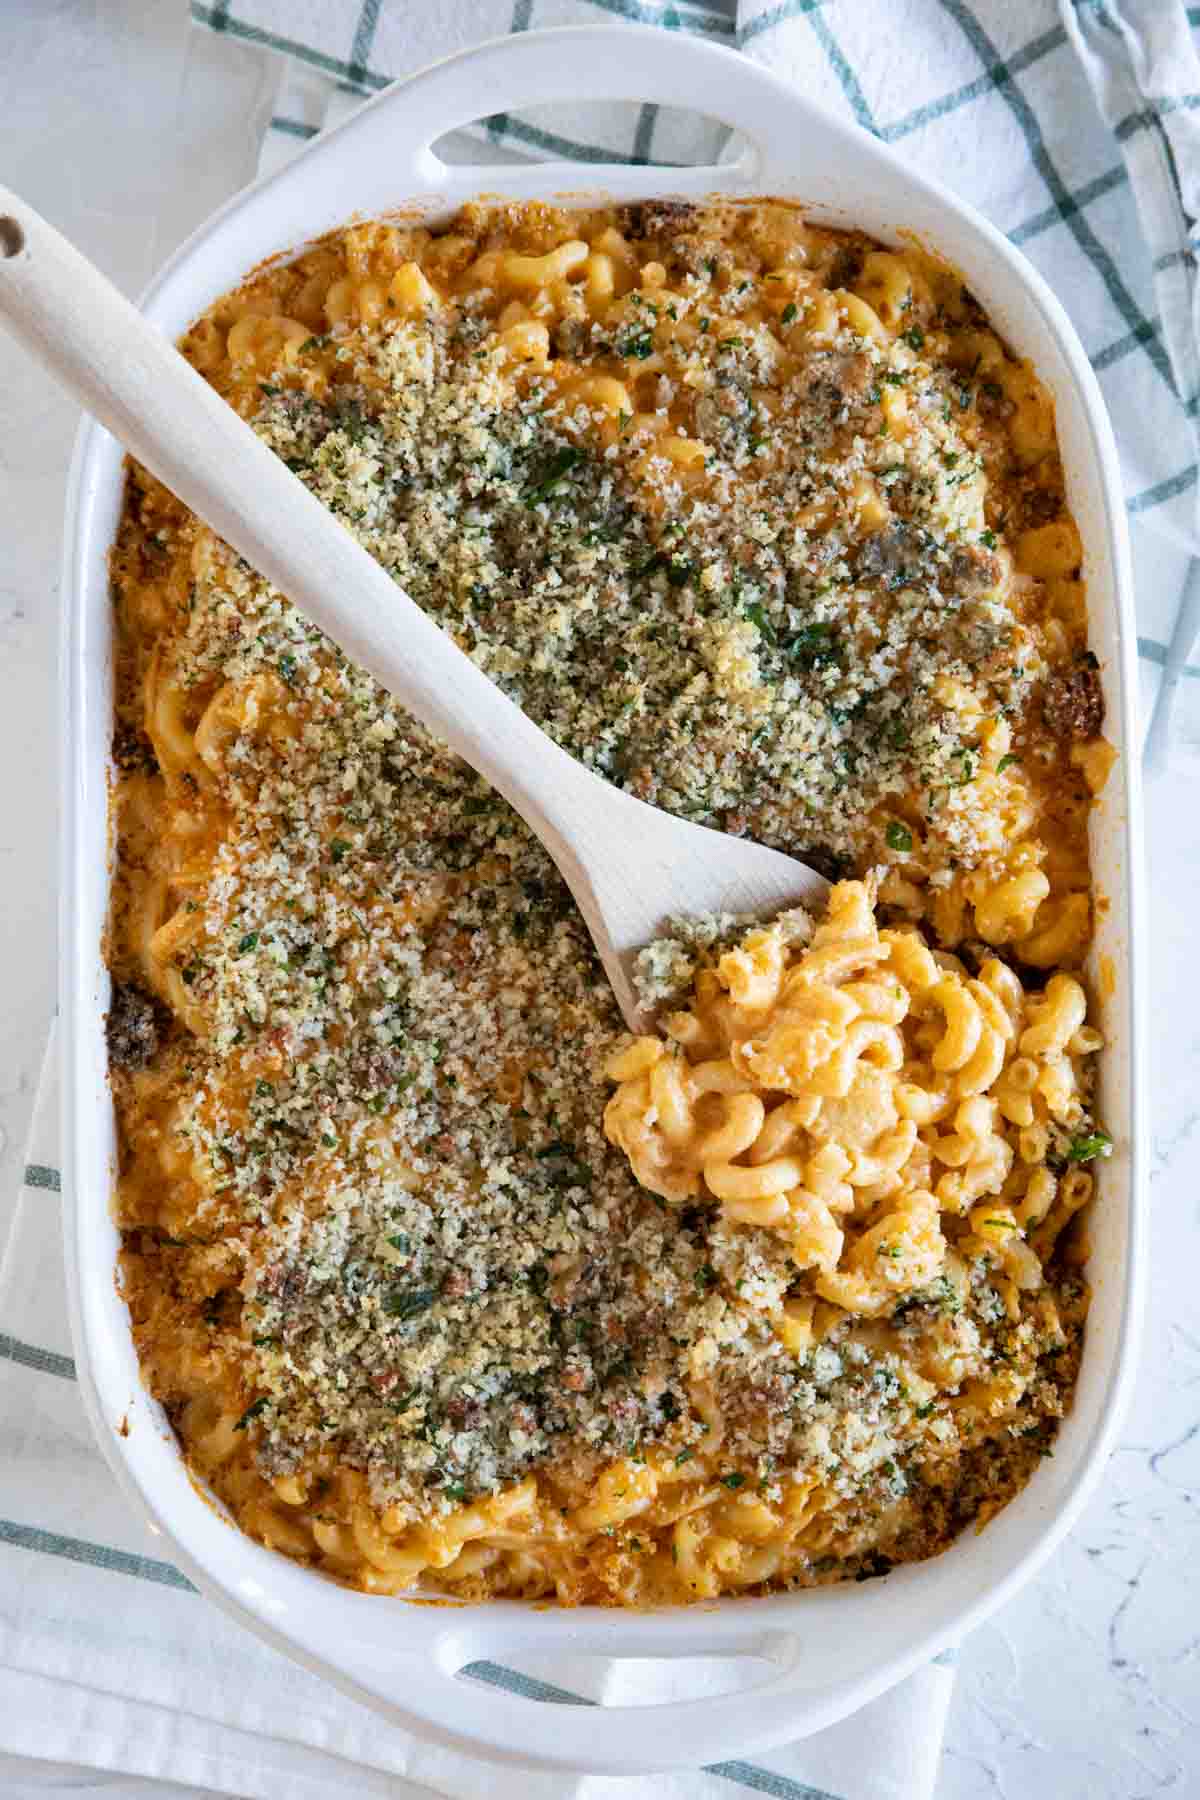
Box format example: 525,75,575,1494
189,0,1200,751
0,1033,954,1800
1063,0,1200,758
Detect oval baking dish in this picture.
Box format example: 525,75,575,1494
60,23,1146,1775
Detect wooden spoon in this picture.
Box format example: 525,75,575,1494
0,188,829,1030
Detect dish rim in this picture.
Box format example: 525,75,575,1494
58,22,1147,1775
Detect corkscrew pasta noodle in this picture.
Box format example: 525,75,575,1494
107,197,1109,1606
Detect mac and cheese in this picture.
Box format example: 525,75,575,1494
107,198,1109,1605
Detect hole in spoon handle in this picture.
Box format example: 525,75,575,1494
0,217,26,258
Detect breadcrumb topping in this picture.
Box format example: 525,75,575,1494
109,201,1092,1590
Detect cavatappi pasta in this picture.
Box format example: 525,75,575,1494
607,879,1102,1326
107,198,1111,1606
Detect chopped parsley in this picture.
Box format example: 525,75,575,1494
234,1397,270,1430
1066,1130,1113,1164
743,601,776,645
381,1287,437,1321
524,445,585,506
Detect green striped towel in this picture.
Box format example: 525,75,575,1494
192,0,1200,756
0,1032,954,1797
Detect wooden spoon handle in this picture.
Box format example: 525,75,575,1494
0,185,595,836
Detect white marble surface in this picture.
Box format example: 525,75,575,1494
0,2,1197,1794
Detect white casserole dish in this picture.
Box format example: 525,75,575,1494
60,24,1147,1775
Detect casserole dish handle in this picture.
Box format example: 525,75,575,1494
355,1614,831,1773
298,22,860,196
